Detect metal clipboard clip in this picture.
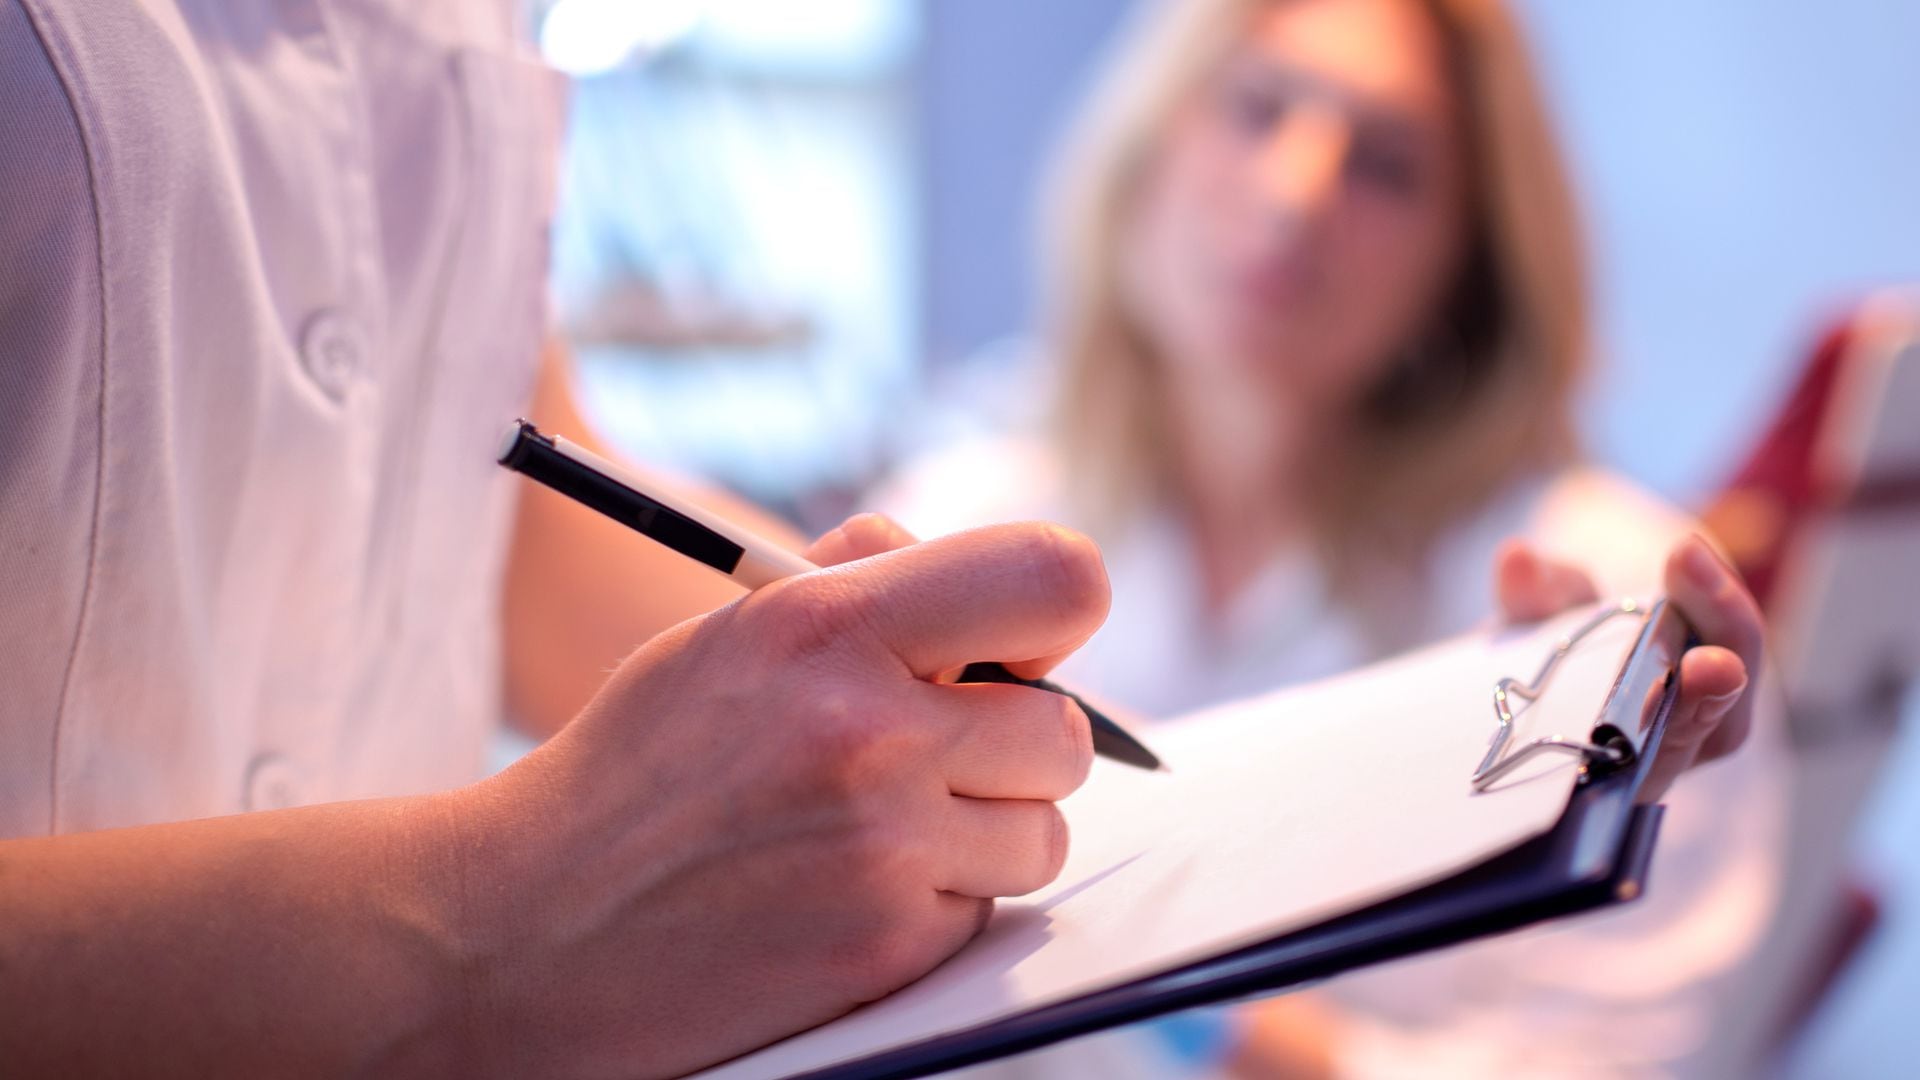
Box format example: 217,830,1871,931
1471,599,1647,792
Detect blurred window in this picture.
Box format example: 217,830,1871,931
535,0,919,521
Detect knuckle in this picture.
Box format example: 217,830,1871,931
794,693,907,795
759,576,876,662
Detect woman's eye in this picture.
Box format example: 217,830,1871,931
1218,80,1286,136
1347,139,1421,196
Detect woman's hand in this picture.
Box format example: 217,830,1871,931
1493,534,1764,802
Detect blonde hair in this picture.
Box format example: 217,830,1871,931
1047,0,1588,588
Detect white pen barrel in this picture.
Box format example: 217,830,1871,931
544,434,824,589
733,545,822,589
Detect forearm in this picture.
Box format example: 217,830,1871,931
0,796,470,1076
503,346,807,737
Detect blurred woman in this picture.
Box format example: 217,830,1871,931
881,0,1786,1074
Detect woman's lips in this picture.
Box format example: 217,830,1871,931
1225,256,1316,310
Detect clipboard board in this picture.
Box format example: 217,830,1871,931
702,600,1693,1080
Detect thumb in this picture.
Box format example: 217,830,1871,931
803,512,920,568
804,513,984,684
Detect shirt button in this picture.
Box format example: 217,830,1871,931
299,309,365,401
243,752,304,812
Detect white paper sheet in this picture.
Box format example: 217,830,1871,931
697,603,1648,1079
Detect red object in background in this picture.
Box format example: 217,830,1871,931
1703,292,1920,1057
1701,322,1853,611
1705,295,1920,614
1775,880,1884,1047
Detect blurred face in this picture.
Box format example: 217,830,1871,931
1122,0,1471,415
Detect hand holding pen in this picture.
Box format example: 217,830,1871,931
499,420,1164,771
473,457,1125,1073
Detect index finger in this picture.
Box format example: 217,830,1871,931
1494,540,1600,624
762,521,1111,680
804,512,919,568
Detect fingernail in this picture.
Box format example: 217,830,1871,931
1682,536,1720,592
1702,684,1746,707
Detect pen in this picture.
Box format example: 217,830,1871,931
497,419,1164,772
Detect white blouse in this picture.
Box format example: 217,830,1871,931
0,0,559,837
879,434,1789,1079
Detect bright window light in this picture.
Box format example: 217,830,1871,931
539,0,708,77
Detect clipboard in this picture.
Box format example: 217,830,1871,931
701,599,1692,1080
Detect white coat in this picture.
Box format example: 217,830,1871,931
0,0,558,836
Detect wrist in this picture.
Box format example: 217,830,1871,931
403,762,574,1077
368,785,517,1076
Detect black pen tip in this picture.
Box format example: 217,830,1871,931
1089,719,1164,772
955,663,1165,772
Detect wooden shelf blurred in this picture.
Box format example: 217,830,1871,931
564,278,815,354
